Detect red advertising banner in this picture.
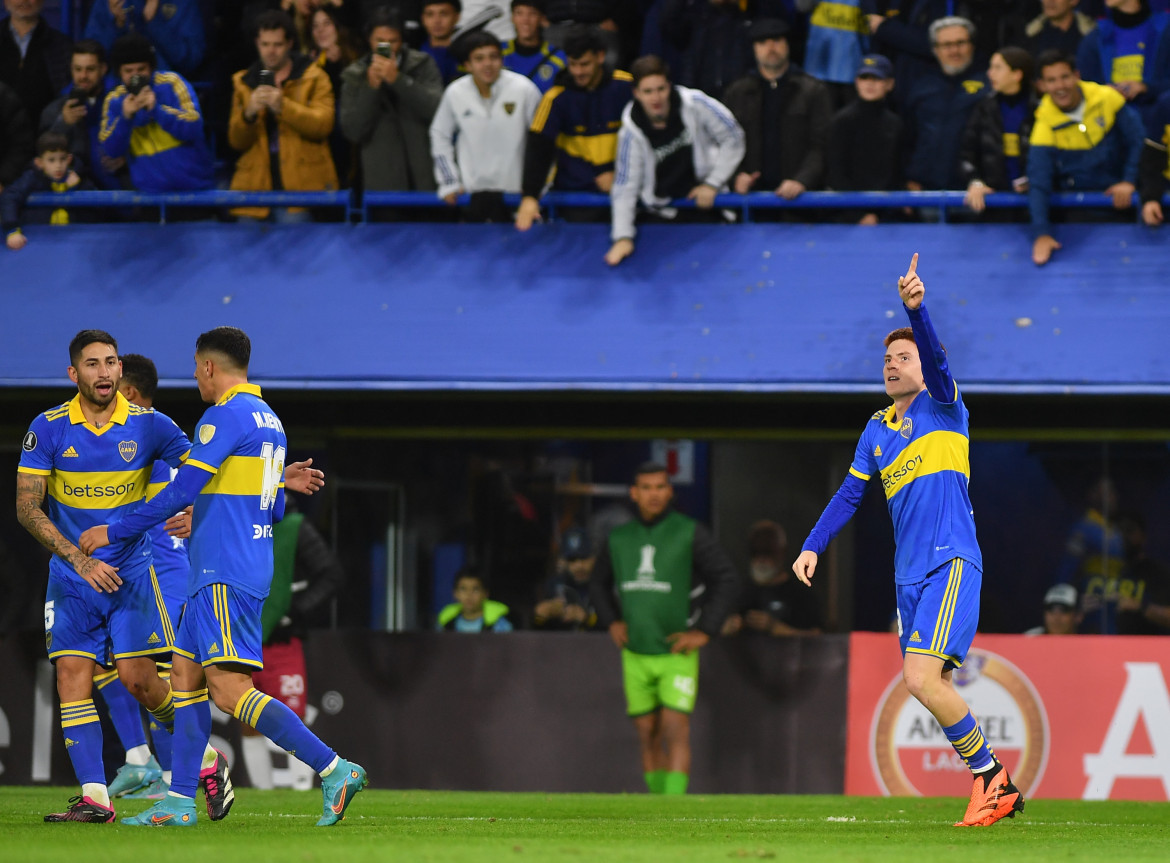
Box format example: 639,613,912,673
845,632,1170,801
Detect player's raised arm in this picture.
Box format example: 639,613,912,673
898,253,956,405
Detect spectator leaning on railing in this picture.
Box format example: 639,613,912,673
98,33,213,192
429,29,541,221
1027,50,1145,265
605,54,744,267
229,10,338,222
3,130,93,250
1139,89,1170,225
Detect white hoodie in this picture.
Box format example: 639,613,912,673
610,85,746,241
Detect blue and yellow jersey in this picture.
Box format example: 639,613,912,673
502,40,567,93
1147,92,1170,180
1031,80,1130,153
183,383,287,600
531,69,633,191
17,392,191,579
146,459,189,594
847,386,982,585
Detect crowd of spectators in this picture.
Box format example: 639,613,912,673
1,0,1169,262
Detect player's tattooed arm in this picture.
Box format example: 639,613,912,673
16,473,122,593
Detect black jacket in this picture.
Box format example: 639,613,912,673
827,97,904,192
659,0,755,99
0,16,71,123
722,66,832,190
958,91,1037,190
0,80,33,186
1,166,95,233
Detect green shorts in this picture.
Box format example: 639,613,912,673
621,649,699,716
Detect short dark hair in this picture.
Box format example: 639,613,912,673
254,9,297,43
511,0,544,10
997,46,1033,84
364,5,404,40
35,131,69,157
195,327,251,371
71,39,106,64
562,24,604,60
631,54,670,87
633,461,669,482
454,566,487,590
69,330,118,366
1037,49,1076,77
109,32,156,72
119,354,159,400
422,0,462,10
456,29,500,63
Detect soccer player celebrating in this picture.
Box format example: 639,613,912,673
590,463,739,795
17,331,194,823
793,255,1025,828
81,327,366,827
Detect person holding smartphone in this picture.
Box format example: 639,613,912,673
339,6,443,199
229,8,339,222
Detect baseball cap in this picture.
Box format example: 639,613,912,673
561,528,593,560
1044,583,1078,609
748,18,790,43
856,54,894,80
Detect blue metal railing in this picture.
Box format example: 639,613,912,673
26,189,1162,225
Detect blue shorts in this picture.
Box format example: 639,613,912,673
896,558,981,671
174,584,264,669
45,558,175,664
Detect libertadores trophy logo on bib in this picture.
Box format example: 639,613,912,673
869,648,1049,796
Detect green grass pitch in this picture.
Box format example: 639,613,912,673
3,788,1168,863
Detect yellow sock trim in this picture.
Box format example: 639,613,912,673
233,687,273,727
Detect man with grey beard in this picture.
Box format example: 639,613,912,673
903,16,988,192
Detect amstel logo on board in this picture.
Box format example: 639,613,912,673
869,648,1049,796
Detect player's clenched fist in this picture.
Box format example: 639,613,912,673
897,252,924,310
792,549,818,587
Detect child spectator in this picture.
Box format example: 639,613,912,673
827,54,904,224
437,568,513,632
3,131,94,251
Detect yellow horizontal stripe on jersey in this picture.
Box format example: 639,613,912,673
200,455,267,496
17,466,51,476
554,131,619,167
879,430,969,500
848,466,871,481
130,124,182,157
147,481,167,500
47,467,152,509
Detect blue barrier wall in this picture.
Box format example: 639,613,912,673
4,221,1166,392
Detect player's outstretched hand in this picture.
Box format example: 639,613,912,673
286,458,325,495
666,629,710,654
165,506,193,538
76,555,120,593
792,550,818,587
897,252,924,309
608,620,629,649
79,524,110,556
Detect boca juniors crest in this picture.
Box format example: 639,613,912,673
118,440,138,463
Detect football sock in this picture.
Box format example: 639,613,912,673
147,685,175,733
240,735,274,789
81,783,110,807
234,687,335,773
95,674,149,754
149,717,173,772
942,711,997,775
644,770,666,794
320,755,340,777
171,689,211,798
662,771,689,795
60,699,105,787
126,744,152,767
